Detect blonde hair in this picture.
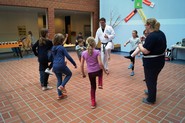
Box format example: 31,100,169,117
146,18,160,31
39,28,48,46
86,37,96,56
53,33,65,46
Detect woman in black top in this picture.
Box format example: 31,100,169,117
138,18,167,104
32,29,53,91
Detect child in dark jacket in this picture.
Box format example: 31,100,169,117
52,33,77,100
32,28,53,91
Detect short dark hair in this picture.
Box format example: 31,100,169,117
99,17,106,22
79,32,82,35
78,38,83,44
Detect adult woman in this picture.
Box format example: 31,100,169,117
32,29,53,91
138,18,167,104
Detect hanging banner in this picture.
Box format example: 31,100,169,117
124,9,137,23
143,0,155,7
134,0,142,9
137,9,147,23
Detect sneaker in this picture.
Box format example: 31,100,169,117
130,71,135,76
142,98,155,104
58,85,66,93
42,86,53,91
45,68,53,75
91,105,96,109
57,94,68,100
98,86,103,89
124,56,132,60
144,90,148,95
128,63,133,69
91,102,96,109
62,87,67,94
46,86,53,90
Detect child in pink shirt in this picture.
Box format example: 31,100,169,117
81,37,109,109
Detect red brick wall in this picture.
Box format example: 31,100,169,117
0,0,99,39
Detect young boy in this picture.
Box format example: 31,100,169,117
75,38,86,62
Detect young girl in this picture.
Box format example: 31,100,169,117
45,34,69,75
52,33,77,100
81,37,109,109
32,28,53,91
124,30,140,76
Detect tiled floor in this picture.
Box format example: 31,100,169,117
0,52,185,123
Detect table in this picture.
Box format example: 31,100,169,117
63,44,75,51
171,45,185,60
0,41,23,58
63,44,75,48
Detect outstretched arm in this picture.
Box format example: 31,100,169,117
63,34,68,45
124,40,130,47
63,48,77,68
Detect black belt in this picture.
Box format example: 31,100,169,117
102,42,108,54
101,40,112,54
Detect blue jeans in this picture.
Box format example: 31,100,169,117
40,71,49,87
54,66,72,96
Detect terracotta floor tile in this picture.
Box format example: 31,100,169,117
0,52,185,122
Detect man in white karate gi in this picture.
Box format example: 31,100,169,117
95,18,115,71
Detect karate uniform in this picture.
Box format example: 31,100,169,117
95,25,115,70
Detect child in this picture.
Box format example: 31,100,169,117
81,37,109,109
52,33,77,100
45,34,68,75
124,30,140,76
32,28,53,91
75,38,86,62
75,32,86,46
130,30,149,57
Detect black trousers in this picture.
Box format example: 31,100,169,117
129,50,135,70
144,62,164,102
39,62,49,87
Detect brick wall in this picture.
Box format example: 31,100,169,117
0,0,99,39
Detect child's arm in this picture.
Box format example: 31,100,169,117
124,40,130,47
97,55,109,75
63,34,68,45
81,56,86,78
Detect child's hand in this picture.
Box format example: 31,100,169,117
104,70,109,75
106,71,109,75
82,74,86,78
124,44,126,47
66,34,68,38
